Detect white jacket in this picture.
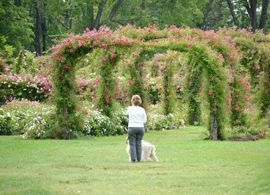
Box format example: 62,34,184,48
127,106,147,127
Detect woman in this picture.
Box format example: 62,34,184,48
127,95,147,162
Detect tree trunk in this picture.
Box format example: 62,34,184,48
34,1,42,56
246,0,258,32
93,0,107,29
259,0,269,30
226,0,239,26
109,0,123,20
88,1,95,29
41,1,46,51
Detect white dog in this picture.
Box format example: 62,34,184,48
126,138,159,162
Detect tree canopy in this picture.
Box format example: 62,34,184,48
0,0,269,57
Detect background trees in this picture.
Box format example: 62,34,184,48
0,0,269,57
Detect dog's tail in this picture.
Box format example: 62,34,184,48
151,145,159,162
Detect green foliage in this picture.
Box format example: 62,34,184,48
0,100,54,136
200,0,232,29
162,62,175,115
230,75,248,127
147,113,185,131
186,49,203,125
82,109,127,136
224,29,270,121
0,36,15,64
258,51,270,119
0,57,8,74
97,49,119,117
0,1,33,54
114,0,205,28
0,109,12,135
147,83,162,104
185,44,226,140
0,74,51,106
128,49,147,108
13,50,37,75
228,125,267,141
13,50,24,74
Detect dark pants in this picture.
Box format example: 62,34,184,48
128,127,144,162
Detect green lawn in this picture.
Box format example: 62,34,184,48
0,126,269,195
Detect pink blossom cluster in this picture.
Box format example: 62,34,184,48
51,26,135,65
0,74,52,93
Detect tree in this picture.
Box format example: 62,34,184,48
33,0,42,55
227,0,239,26
259,0,270,29
200,0,231,29
227,0,270,31
245,0,258,31
0,0,33,55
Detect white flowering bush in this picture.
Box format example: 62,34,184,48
22,107,55,139
0,109,12,135
0,100,55,138
0,100,127,138
147,113,185,131
82,109,127,136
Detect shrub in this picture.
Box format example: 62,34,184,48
0,100,128,138
148,83,162,104
82,109,127,136
0,74,51,105
0,57,8,74
22,109,55,139
0,109,12,135
228,126,266,140
147,113,185,130
0,100,54,136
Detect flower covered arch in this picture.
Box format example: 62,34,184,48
51,25,269,139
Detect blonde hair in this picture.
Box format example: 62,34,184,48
131,95,142,106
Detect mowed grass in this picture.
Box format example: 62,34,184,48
0,126,270,195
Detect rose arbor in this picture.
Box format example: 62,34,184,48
51,25,270,140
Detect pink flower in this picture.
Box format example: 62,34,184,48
136,36,142,41
245,81,251,90
238,78,243,83
118,38,126,46
218,54,224,62
156,83,162,90
78,40,83,47
128,80,134,86
148,24,153,32
101,43,108,48
110,51,116,59
94,77,100,85
227,75,233,83
103,56,109,62
62,65,69,70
